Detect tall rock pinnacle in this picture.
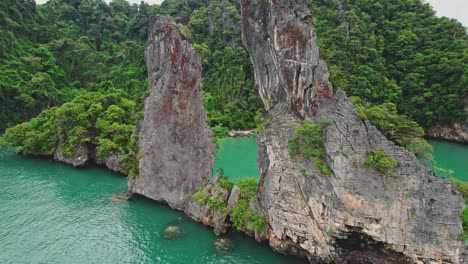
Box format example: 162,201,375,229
242,0,333,117
241,0,466,263
129,16,216,210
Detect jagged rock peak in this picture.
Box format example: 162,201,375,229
241,1,466,263
241,0,333,118
129,15,216,210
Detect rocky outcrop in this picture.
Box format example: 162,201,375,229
241,0,332,117
54,141,89,167
128,16,216,211
54,135,125,173
427,122,468,144
184,183,230,235
241,0,466,263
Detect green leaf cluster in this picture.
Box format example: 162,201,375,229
463,209,468,241
447,178,468,240
450,177,468,204
364,149,398,177
188,185,228,213
350,97,433,161
288,121,331,175
230,178,266,233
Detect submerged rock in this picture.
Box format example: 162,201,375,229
213,237,233,253
110,192,132,202
163,225,184,239
128,16,216,211
241,0,466,263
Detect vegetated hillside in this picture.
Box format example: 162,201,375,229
310,0,467,129
0,0,466,158
0,0,262,134
0,0,153,131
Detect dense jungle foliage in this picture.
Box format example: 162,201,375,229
310,0,467,129
0,0,466,165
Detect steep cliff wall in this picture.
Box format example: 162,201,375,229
128,16,216,210
241,0,466,263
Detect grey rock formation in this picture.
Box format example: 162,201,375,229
241,0,466,263
105,154,124,173
54,134,126,174
128,16,216,211
241,0,332,118
227,185,241,210
427,122,468,144
184,184,230,235
54,141,89,167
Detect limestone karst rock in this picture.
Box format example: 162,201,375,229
241,0,466,263
128,16,216,211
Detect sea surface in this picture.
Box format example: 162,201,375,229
212,137,260,181
0,146,304,264
428,139,467,181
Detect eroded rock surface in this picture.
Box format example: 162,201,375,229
128,16,216,211
241,0,466,263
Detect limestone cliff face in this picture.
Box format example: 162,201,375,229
128,16,216,210
241,0,332,118
241,0,466,263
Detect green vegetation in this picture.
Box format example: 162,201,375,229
218,174,234,193
230,178,266,232
187,171,266,231
364,149,398,177
450,178,468,203
0,0,152,131
188,185,228,213
1,91,139,164
288,121,331,175
463,209,468,240
350,97,433,161
188,175,267,232
310,0,467,129
119,133,140,179
1,0,260,157
448,178,468,240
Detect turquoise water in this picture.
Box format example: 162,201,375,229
0,148,304,264
213,137,260,181
214,137,468,182
1,137,466,263
428,139,468,181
